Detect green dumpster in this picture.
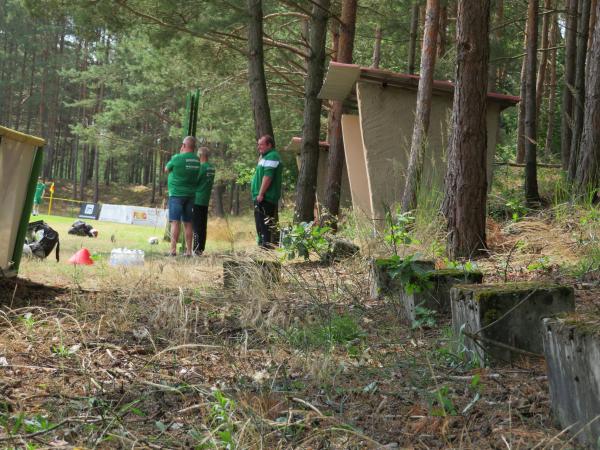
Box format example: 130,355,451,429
0,125,45,277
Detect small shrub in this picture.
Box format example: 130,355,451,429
285,313,365,350
429,386,457,416
376,254,433,295
412,304,436,329
279,222,331,261
384,208,419,254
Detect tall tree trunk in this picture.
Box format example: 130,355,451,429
25,47,36,134
568,0,592,180
488,0,504,91
228,180,236,214
442,0,490,259
561,0,579,169
14,46,27,130
213,182,226,218
79,143,88,200
371,25,382,68
323,0,357,227
590,0,598,48
524,0,541,205
4,41,15,128
402,0,440,212
516,29,528,164
234,183,241,215
437,3,448,59
408,2,420,74
535,0,553,117
544,14,559,157
93,143,100,203
38,42,49,139
151,148,157,204
247,0,274,140
575,0,600,194
294,0,330,223
44,31,65,179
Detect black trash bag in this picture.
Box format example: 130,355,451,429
26,221,60,261
68,220,96,237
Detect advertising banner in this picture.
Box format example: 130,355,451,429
98,204,167,227
78,203,102,220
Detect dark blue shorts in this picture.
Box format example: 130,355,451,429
168,196,194,222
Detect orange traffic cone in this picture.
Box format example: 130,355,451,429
68,248,94,265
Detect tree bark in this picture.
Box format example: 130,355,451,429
535,0,553,118
408,2,420,74
544,14,559,157
516,29,528,164
402,0,440,212
247,0,274,141
568,0,592,180
437,3,448,59
442,0,490,259
294,0,330,223
213,182,226,218
590,0,598,48
488,0,504,91
524,0,541,205
561,0,579,170
575,0,600,194
371,25,382,68
323,0,357,227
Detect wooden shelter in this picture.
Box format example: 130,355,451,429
284,137,352,211
317,62,520,221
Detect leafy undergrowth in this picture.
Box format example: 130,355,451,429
1,214,599,448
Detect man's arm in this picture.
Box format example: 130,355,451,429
256,176,272,203
165,157,174,174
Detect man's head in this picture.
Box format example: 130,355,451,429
181,136,197,153
198,146,210,162
257,135,275,155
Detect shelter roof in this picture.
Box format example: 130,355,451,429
318,62,520,110
0,126,45,147
285,136,330,153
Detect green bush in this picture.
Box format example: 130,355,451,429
279,222,331,261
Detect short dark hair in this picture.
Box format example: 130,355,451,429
261,134,275,148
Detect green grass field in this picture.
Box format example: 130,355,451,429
18,212,259,285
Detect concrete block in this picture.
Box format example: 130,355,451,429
369,257,434,300
223,258,281,289
403,269,483,322
324,238,359,263
451,282,575,364
543,316,600,447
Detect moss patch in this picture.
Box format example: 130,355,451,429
453,282,573,302
548,313,600,337
429,268,483,281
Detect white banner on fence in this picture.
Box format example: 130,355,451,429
99,204,167,227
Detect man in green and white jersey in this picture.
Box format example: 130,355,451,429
192,147,215,255
165,136,201,256
251,134,282,248
33,177,46,216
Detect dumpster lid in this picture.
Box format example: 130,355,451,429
0,126,45,147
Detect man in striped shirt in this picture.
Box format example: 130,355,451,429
251,134,283,248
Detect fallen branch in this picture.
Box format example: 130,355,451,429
494,161,562,168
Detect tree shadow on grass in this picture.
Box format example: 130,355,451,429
0,276,69,307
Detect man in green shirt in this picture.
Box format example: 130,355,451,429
165,136,201,256
251,134,283,248
33,177,46,216
192,147,215,255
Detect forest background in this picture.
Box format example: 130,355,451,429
0,0,591,224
